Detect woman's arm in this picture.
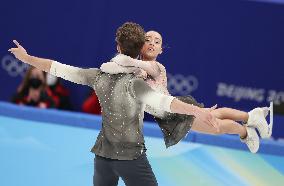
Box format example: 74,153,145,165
112,54,161,78
100,62,147,79
100,62,137,74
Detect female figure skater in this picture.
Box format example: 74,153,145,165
101,30,272,153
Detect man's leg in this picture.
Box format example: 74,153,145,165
113,153,158,186
94,155,119,186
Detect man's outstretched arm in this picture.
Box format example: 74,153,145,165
129,78,219,130
9,40,99,86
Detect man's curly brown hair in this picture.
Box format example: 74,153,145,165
116,22,145,58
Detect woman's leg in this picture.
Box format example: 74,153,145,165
191,118,259,153
212,107,271,138
191,118,247,138
211,107,248,122
191,117,259,153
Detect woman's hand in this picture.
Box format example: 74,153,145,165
133,69,147,79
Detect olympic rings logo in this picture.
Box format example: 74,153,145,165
1,55,29,77
167,73,198,95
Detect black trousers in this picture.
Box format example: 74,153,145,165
93,154,158,186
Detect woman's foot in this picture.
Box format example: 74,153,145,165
247,107,270,138
241,126,259,153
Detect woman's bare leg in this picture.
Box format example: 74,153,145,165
211,107,248,122
191,118,247,138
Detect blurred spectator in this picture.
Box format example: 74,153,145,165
82,91,101,115
46,74,73,110
12,67,55,108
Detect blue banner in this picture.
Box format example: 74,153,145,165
1,0,283,113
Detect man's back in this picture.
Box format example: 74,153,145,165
91,72,146,160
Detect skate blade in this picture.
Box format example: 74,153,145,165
267,102,273,138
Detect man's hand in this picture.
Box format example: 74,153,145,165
194,107,219,131
8,40,29,62
205,104,217,112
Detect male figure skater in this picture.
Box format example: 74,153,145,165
9,22,218,186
